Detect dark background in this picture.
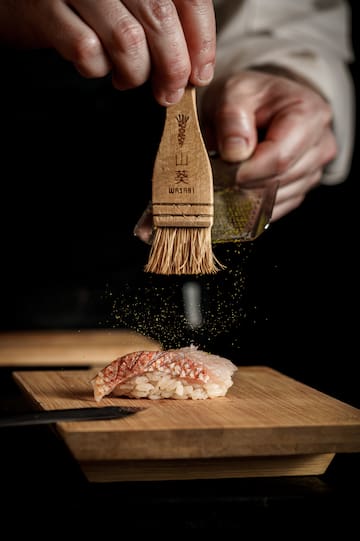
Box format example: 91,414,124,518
0,1,358,409
0,4,358,533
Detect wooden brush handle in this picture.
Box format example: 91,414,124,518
152,85,213,228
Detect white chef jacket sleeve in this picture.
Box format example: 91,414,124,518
210,0,355,185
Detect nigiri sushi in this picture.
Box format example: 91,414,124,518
91,345,237,401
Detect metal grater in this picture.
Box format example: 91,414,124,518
134,152,278,245
210,153,278,243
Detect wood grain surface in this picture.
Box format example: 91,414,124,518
81,454,336,482
151,85,214,228
13,366,360,481
0,329,160,367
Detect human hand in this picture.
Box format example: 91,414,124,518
0,0,215,106
202,70,337,221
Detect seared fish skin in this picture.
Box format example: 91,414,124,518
92,345,237,401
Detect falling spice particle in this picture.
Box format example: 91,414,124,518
98,243,262,353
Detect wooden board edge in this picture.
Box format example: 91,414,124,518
0,329,161,367
80,453,336,483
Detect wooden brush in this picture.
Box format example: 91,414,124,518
144,85,224,275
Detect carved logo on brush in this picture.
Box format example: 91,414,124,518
176,114,189,147
174,115,191,188
175,170,189,184
175,154,189,185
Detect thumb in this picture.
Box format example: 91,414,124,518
216,103,257,162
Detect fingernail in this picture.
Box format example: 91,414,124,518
164,88,184,105
198,63,214,83
220,136,249,162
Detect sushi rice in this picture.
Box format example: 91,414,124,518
92,345,238,401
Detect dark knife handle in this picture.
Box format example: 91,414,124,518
0,406,143,427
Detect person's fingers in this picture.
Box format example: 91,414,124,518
70,0,150,86
46,1,112,78
216,106,257,162
270,195,305,222
122,0,191,105
274,171,322,205
236,100,333,184
10,0,214,102
212,82,259,162
274,130,337,188
236,128,337,188
174,0,216,87
270,172,322,221
72,0,215,102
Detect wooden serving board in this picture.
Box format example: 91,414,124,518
0,329,160,367
13,366,360,482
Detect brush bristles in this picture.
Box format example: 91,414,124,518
144,227,225,275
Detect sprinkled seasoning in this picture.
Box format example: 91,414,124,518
99,243,255,352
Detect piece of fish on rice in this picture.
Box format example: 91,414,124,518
91,345,238,401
